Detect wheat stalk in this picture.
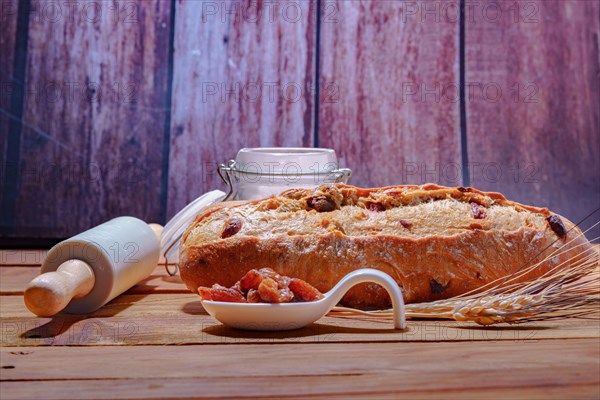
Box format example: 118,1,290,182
331,221,600,325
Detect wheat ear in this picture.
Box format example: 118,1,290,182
331,221,600,325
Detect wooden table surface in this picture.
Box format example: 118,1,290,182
1,249,599,399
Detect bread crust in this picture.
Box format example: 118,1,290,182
179,184,593,309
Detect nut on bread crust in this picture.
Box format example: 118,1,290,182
179,184,592,309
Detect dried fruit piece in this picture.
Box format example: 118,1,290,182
239,269,263,293
368,202,385,212
247,289,261,303
279,287,295,302
547,215,568,238
307,196,336,212
277,275,291,289
221,219,242,239
258,278,294,303
209,284,246,303
231,281,242,292
199,268,323,303
198,287,213,300
289,278,324,302
257,267,279,280
399,220,413,230
430,279,450,294
470,202,487,219
257,278,278,301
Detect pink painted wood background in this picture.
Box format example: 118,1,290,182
319,0,461,188
465,0,600,236
167,0,317,218
0,0,22,227
0,0,598,241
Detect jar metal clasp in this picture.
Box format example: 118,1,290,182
217,160,237,200
217,161,352,201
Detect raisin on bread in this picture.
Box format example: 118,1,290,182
179,184,592,309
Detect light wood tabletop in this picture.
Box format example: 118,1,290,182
1,249,599,399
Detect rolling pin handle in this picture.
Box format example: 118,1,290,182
148,223,163,242
24,260,96,317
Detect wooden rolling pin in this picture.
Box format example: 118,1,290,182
24,217,163,317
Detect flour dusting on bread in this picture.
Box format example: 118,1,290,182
179,184,591,309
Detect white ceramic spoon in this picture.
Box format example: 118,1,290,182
201,268,405,331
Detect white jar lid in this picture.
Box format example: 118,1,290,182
235,147,338,175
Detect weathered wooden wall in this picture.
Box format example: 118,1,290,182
1,0,173,238
319,0,460,188
1,0,25,234
0,0,598,242
465,0,600,235
167,0,316,218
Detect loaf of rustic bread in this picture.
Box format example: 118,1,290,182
179,184,592,309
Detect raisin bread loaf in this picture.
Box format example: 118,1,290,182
179,184,592,309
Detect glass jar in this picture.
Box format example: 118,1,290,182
218,147,352,200
161,147,351,275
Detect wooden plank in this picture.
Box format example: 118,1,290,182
2,294,598,346
294,387,600,400
1,377,598,400
0,266,39,294
1,375,599,400
0,265,186,295
0,249,46,266
2,341,598,376
11,0,173,238
2,312,598,347
465,0,600,240
167,0,317,218
1,340,598,399
319,0,461,187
